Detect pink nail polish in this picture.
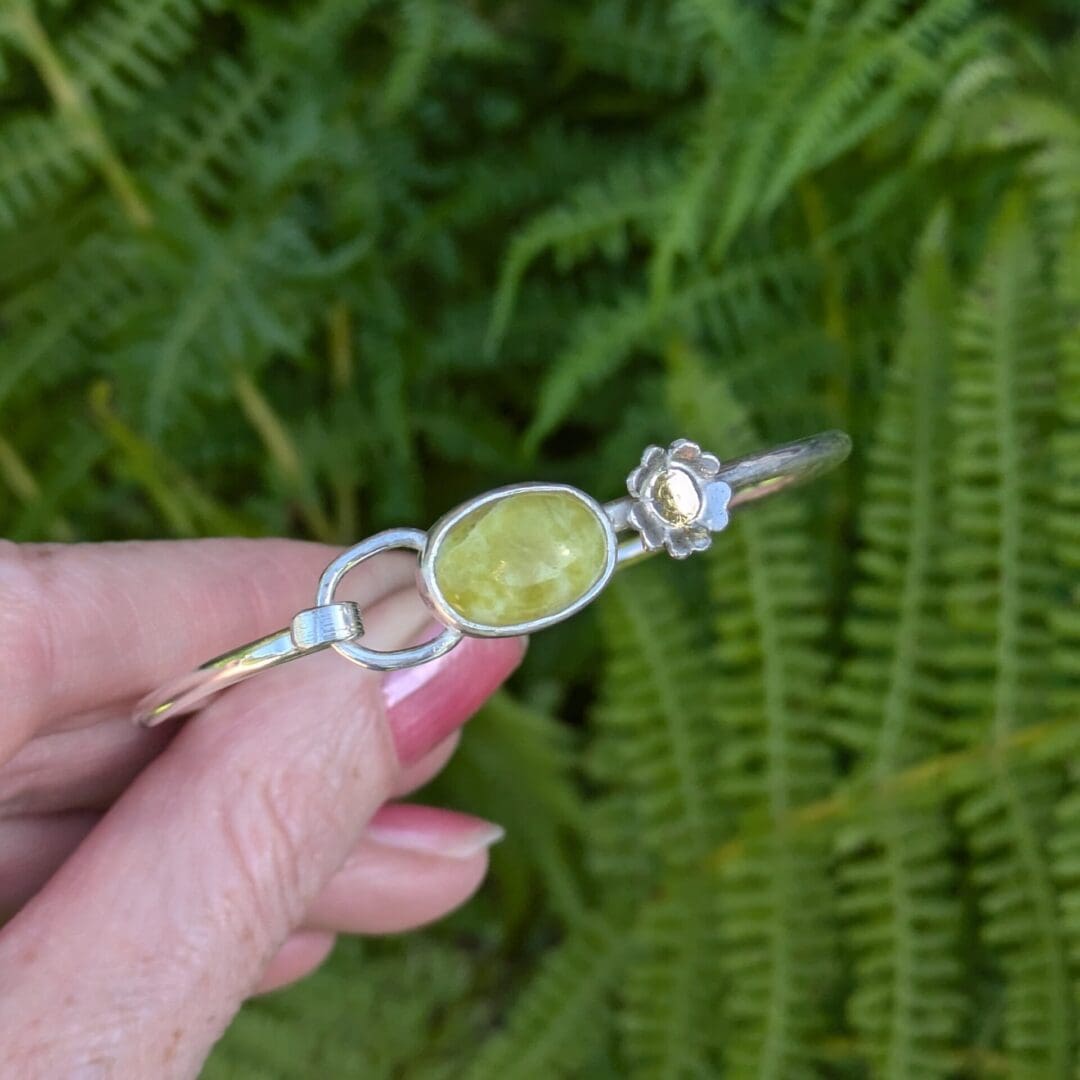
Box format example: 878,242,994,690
383,631,526,766
365,803,504,859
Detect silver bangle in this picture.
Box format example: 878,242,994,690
135,430,851,727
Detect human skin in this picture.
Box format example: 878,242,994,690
0,539,526,1077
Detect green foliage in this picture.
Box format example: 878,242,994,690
1,0,1078,1076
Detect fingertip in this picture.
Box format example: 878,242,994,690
253,930,337,996
384,633,527,767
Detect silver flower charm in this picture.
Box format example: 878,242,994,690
626,439,731,558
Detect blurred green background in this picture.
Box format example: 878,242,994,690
2,0,1079,1076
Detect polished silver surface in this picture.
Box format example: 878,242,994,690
606,429,851,566
135,429,851,726
418,482,618,638
291,602,362,649
316,528,462,671
621,439,731,559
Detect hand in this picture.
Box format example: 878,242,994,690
0,539,525,1077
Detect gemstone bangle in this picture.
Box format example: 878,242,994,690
134,430,851,727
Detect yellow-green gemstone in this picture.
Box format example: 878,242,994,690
434,491,609,628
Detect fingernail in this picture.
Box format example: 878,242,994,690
383,628,526,766
365,803,505,859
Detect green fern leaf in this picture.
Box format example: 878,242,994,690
670,358,837,1079
588,566,723,1076
433,691,585,925
487,152,675,354
593,567,722,866
60,0,217,109
460,913,628,1080
831,215,966,1078
0,113,89,228
152,55,286,201
619,877,720,1079
206,938,480,1079
523,247,813,452
378,0,507,122
565,0,703,95
1050,222,1080,1080
0,230,141,411
945,192,1071,1077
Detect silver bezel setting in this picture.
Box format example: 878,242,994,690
317,528,463,670
418,481,619,638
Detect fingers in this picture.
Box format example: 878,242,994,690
253,930,337,996
0,721,455,820
0,576,524,1078
253,805,502,997
0,735,469,919
305,804,501,935
0,733,462,916
394,731,461,795
0,719,173,815
0,813,95,915
0,538,414,762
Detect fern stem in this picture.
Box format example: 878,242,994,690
0,433,74,540
233,371,335,543
706,711,1080,874
327,301,358,543
5,0,151,227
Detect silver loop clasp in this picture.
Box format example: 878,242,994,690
316,528,462,671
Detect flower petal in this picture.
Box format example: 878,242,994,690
641,445,665,470
687,526,712,552
664,529,694,559
695,451,721,478
670,439,701,463
626,465,647,498
702,481,732,531
629,502,668,550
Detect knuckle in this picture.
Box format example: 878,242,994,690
217,773,312,936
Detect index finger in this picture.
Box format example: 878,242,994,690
0,539,415,764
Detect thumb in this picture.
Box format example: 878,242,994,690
0,584,524,1078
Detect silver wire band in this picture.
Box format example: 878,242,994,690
134,430,850,727
607,428,851,565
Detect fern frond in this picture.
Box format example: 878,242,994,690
830,217,966,1078
701,0,977,258
0,113,89,228
564,0,703,95
152,55,285,201
945,193,1071,1076
206,938,479,1079
585,565,726,1076
105,199,358,434
0,229,141,411
60,0,216,109
1051,224,1080,690
620,878,719,1079
378,0,506,121
487,152,675,353
435,691,585,924
670,358,837,1079
523,247,813,452
710,507,836,1079
1050,224,1080,1079
155,0,377,201
592,567,722,866
460,913,628,1080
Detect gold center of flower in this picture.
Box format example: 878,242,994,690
651,468,701,526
